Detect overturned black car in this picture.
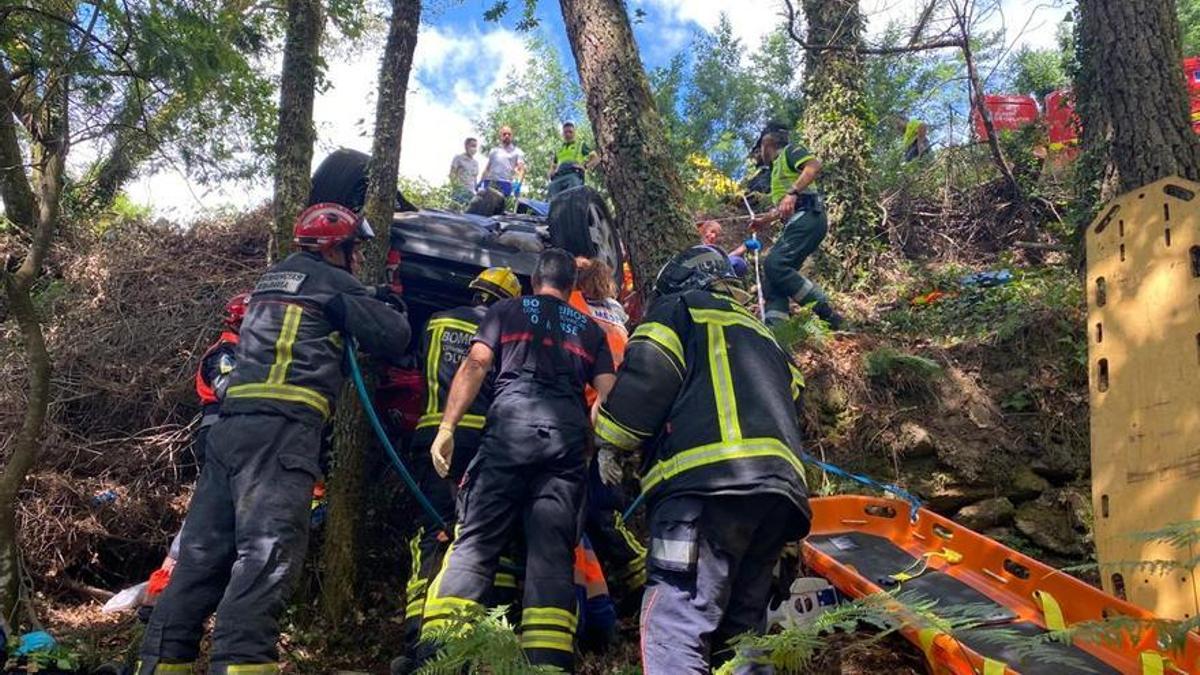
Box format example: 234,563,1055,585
308,149,633,326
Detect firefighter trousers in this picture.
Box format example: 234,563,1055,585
137,413,321,674
418,424,588,672
640,493,802,675
763,204,830,324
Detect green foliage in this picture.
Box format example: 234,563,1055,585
770,304,831,352
651,22,804,181
1180,0,1200,56
682,16,768,176
722,590,1005,673
475,34,589,198
879,266,1084,349
1011,46,1069,100
865,347,943,394
417,606,558,675
398,176,457,211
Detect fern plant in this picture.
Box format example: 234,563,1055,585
416,606,559,675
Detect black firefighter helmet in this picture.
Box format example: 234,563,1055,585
654,245,741,297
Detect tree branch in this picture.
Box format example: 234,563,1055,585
781,0,964,55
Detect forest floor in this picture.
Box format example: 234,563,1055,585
11,201,1093,673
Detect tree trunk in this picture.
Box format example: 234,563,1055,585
800,0,875,254
558,0,693,295
321,0,421,624
0,64,68,621
1076,0,1200,198
271,0,324,261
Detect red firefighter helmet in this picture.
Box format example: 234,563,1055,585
293,202,375,252
223,292,251,329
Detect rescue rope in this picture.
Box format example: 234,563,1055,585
345,340,449,531
620,451,925,523
741,195,767,320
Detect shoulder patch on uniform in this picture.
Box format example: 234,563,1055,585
255,272,307,294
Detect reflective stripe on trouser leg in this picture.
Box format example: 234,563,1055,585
520,460,587,670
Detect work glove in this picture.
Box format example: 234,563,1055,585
373,285,408,314
597,445,623,487
743,238,762,252
431,425,455,478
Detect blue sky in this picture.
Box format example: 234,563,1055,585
125,0,1069,218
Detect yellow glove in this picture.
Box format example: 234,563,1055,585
431,425,455,478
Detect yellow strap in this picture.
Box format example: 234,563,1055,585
688,307,779,346
427,317,479,334
630,321,686,367
641,437,806,493
1034,590,1066,631
1141,652,1166,675
153,665,194,674
522,606,578,630
225,382,330,418
227,665,280,674
416,413,485,430
594,410,646,450
494,572,518,588
707,324,742,442
983,658,1007,675
520,629,575,651
424,325,445,415
266,304,303,384
917,627,940,659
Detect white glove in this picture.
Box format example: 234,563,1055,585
597,446,623,487
431,426,455,478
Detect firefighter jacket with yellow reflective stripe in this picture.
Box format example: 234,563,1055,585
223,251,411,423
596,289,809,512
416,304,493,432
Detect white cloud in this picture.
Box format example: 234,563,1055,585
128,22,530,220
633,0,783,48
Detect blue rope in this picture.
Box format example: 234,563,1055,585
345,341,448,531
798,451,924,522
619,452,924,523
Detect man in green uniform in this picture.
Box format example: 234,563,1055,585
751,129,842,328
548,121,599,197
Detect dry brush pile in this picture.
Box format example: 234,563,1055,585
1,208,271,595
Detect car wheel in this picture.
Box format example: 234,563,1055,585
309,148,416,212
547,185,623,287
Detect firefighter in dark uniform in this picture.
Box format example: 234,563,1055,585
399,267,522,652
191,292,249,470
594,245,812,674
751,129,841,329
413,248,615,673
136,203,411,675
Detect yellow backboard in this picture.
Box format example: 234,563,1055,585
1087,176,1200,619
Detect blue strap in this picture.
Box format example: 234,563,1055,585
344,341,448,531
620,451,923,523
798,451,924,522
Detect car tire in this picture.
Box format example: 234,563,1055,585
309,148,416,212
465,188,505,216
547,186,623,285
